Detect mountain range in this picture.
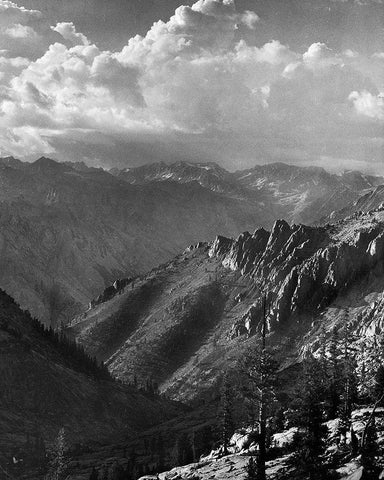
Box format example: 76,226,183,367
0,156,382,327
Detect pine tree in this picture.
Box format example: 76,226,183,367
360,418,380,480
359,364,384,479
326,327,341,420
292,355,329,480
339,318,358,444
239,298,278,480
351,425,359,456
217,373,234,455
45,427,67,480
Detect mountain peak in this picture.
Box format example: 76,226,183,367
0,156,24,169
29,156,71,173
34,156,60,166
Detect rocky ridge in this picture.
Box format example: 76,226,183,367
70,210,384,402
209,211,384,335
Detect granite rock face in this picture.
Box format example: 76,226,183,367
209,214,384,334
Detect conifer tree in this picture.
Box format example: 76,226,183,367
217,373,234,455
239,297,278,480
339,317,358,443
360,417,380,480
292,355,329,480
326,327,341,420
45,427,68,480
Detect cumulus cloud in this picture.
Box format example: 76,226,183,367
51,22,90,46
5,23,37,38
0,0,383,169
239,10,259,29
349,91,384,120
303,42,342,69
0,0,41,21
0,1,57,60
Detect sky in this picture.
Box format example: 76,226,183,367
0,0,383,172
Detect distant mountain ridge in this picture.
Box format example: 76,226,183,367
0,156,382,325
113,160,384,224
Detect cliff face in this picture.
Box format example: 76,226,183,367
70,210,384,402
209,214,384,334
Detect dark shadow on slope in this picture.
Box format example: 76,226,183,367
154,283,226,382
80,279,167,361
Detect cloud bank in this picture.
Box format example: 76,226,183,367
0,0,383,170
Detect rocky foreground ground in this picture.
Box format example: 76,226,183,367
141,408,384,480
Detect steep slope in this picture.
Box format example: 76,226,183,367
0,157,273,324
69,209,384,402
322,184,384,224
234,163,384,224
0,288,180,477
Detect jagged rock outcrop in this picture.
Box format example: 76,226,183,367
210,213,384,334
89,277,133,309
